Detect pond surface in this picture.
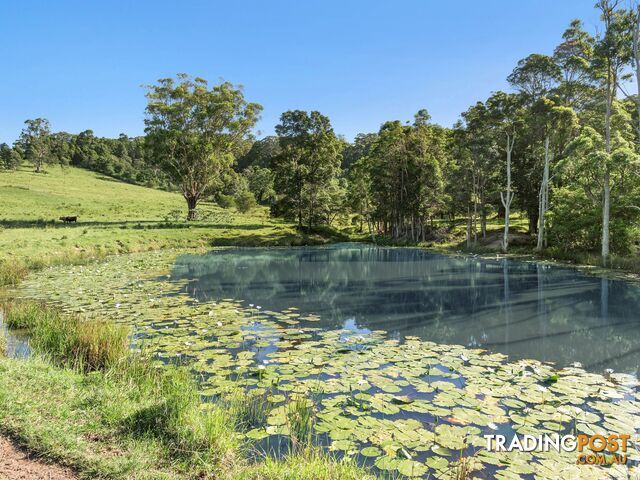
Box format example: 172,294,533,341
16,247,640,478
171,243,640,377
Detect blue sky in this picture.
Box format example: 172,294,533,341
0,1,601,143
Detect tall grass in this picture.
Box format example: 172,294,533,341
240,449,377,480
0,329,6,357
2,300,128,371
0,248,106,287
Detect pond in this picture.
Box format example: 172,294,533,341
171,243,640,377
14,246,640,479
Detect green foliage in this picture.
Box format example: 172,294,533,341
235,190,257,213
144,74,262,220
244,165,276,204
272,110,343,227
236,136,280,171
16,118,51,173
0,143,21,169
362,116,446,241
217,193,236,209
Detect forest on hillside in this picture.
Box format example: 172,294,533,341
3,1,640,262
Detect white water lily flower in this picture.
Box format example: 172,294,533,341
115,303,121,308
460,354,469,362
536,385,548,392
249,304,254,307
258,365,266,370
357,379,367,385
605,368,614,374
208,311,214,316
256,306,262,310
263,360,270,364
216,321,223,327
487,422,498,430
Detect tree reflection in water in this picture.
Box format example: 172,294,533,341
170,244,640,377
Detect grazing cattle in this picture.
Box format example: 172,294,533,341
59,216,78,223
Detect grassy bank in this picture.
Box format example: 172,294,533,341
0,301,373,480
0,166,347,286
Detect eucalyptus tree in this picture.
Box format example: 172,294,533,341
593,0,633,261
144,74,262,220
459,102,500,242
0,143,21,170
508,53,562,237
487,92,521,251
18,118,51,173
528,98,577,250
553,19,595,110
507,54,562,102
272,110,342,227
556,101,640,253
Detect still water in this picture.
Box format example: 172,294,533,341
170,243,640,377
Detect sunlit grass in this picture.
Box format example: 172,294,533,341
3,300,128,372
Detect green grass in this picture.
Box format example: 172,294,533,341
0,355,374,479
0,166,344,286
0,299,374,479
3,300,129,372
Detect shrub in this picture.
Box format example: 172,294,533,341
217,193,236,209
235,191,257,213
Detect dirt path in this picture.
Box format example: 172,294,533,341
0,437,76,480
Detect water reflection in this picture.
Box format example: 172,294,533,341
170,244,640,376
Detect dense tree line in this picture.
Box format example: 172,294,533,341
4,1,640,262
1,119,169,187
234,1,640,261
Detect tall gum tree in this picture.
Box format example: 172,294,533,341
487,92,522,252
18,118,52,173
144,74,262,220
530,99,577,250
593,0,632,262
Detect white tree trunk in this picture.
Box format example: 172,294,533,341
602,71,613,262
536,136,550,250
500,134,515,252
633,4,640,138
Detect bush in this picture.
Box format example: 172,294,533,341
235,191,257,213
217,193,235,209
549,187,638,255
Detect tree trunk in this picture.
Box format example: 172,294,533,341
633,4,640,139
500,134,515,252
186,195,198,221
466,205,472,248
602,67,613,263
536,136,550,251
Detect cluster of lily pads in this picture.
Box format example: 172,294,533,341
14,250,640,479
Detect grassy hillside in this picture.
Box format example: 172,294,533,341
0,166,337,285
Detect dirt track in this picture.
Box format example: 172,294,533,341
0,437,76,480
